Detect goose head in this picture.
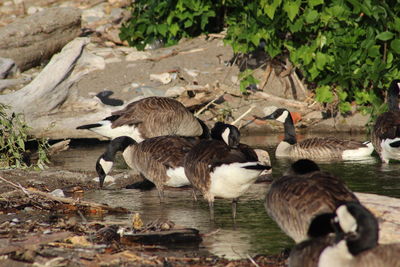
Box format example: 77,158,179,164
96,136,136,188
285,159,321,175
333,202,379,255
388,79,400,111
210,122,240,148
257,106,292,123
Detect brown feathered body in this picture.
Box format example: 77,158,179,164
77,97,206,141
265,171,358,243
371,110,400,163
276,137,371,161
123,135,196,192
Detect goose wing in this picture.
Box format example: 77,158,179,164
136,136,195,169
373,111,400,140
265,171,358,242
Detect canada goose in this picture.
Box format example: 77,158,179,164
257,107,374,161
96,135,198,201
264,159,358,243
184,122,271,220
318,202,400,267
77,96,209,141
372,80,400,163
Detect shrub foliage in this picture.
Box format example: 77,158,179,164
120,0,400,116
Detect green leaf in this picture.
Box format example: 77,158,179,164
308,0,323,8
367,45,380,58
315,52,328,70
376,31,394,41
390,39,400,54
169,23,180,36
315,85,334,103
305,10,319,24
283,0,301,22
157,24,168,37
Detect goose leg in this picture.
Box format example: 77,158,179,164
232,198,238,222
157,188,164,203
191,189,198,202
209,201,214,221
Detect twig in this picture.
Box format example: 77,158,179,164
259,64,272,90
231,104,256,127
194,94,224,117
0,175,129,214
247,254,261,267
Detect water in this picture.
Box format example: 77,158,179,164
52,134,400,259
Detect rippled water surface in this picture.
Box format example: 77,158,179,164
55,133,400,259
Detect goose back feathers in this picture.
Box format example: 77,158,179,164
78,96,209,141
259,107,373,161
264,159,358,243
372,80,400,163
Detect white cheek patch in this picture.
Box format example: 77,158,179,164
222,128,230,145
337,205,357,233
99,158,113,175
276,110,289,123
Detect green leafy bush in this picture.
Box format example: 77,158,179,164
0,104,49,170
120,0,400,117
120,0,222,50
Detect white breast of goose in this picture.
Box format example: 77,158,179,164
165,167,190,187
318,240,353,267
209,162,262,199
341,142,374,160
380,138,400,163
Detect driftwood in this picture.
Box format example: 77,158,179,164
0,7,82,71
0,37,125,140
356,192,400,244
253,91,317,112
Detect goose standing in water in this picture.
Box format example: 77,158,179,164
257,107,374,161
77,96,209,141
96,135,199,201
318,202,400,267
184,122,271,221
265,159,358,243
372,80,400,163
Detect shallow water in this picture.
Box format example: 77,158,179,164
53,133,400,259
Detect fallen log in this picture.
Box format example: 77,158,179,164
0,7,82,71
356,192,400,244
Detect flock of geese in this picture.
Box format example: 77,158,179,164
77,80,400,266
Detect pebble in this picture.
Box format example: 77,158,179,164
50,189,65,198
11,218,19,223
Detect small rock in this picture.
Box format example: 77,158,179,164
50,189,65,198
150,73,172,84
27,6,43,15
11,218,19,223
43,229,52,234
